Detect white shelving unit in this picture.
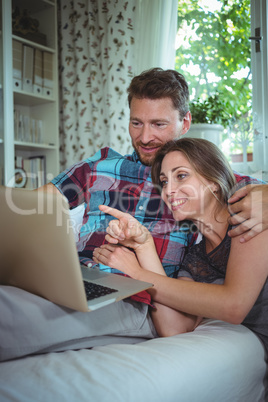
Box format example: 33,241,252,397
0,0,59,187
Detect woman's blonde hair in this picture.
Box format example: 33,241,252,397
151,137,236,205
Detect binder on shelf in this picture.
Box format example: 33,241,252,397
22,45,34,93
33,49,43,95
42,51,53,97
12,40,23,90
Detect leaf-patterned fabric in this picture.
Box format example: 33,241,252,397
58,0,177,169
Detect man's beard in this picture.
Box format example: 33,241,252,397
132,142,161,167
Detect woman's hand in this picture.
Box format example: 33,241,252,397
98,205,166,277
99,205,152,250
93,244,142,277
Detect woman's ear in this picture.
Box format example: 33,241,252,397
212,183,220,194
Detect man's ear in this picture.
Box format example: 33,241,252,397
182,111,192,135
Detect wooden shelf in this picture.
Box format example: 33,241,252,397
14,91,55,107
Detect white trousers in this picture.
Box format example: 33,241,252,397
0,285,157,361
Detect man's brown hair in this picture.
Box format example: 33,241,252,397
127,68,189,121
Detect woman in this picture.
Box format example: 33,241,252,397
93,138,268,356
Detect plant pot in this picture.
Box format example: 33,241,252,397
231,153,253,163
184,123,224,147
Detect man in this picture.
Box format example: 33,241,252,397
1,68,268,361
41,67,268,274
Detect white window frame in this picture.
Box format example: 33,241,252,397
250,0,268,181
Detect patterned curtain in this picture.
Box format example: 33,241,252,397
58,0,177,169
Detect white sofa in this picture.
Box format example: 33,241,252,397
0,318,266,402
0,206,266,401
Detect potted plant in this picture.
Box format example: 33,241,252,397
186,93,231,146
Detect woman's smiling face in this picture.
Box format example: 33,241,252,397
159,151,217,222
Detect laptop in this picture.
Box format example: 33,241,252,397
0,186,153,312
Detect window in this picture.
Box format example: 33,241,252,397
175,0,267,181
251,0,268,181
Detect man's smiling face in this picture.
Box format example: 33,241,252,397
129,97,191,166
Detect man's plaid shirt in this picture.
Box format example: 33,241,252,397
52,147,254,277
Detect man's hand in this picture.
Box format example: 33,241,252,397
228,184,268,242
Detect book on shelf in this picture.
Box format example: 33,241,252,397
15,155,46,190
14,109,44,144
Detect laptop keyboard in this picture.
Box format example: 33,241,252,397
83,281,118,301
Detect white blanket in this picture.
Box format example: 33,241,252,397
0,319,266,402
